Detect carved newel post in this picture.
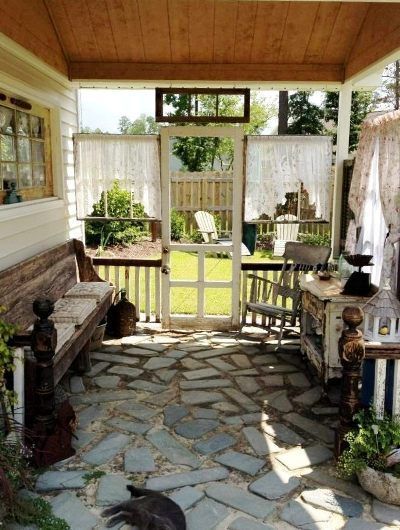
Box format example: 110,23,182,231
335,305,365,458
31,298,57,434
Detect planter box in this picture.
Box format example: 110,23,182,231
357,466,400,505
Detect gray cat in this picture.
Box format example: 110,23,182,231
102,485,186,530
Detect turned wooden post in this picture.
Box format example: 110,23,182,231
31,299,57,434
335,305,365,458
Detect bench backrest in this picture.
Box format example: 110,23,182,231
0,240,80,330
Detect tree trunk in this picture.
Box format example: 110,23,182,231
278,91,289,134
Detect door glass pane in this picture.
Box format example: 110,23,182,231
170,251,198,281
0,135,16,161
205,288,231,315
17,138,31,162
171,287,197,315
18,164,32,187
205,254,232,280
2,162,17,189
16,111,30,136
32,141,44,163
31,115,44,138
33,165,45,186
0,106,14,134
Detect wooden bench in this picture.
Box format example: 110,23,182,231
0,239,113,431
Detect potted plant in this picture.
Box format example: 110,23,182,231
337,407,400,505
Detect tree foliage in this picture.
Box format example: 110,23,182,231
165,93,276,171
324,91,373,151
373,60,400,111
287,91,325,135
118,114,160,134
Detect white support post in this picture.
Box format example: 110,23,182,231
332,82,352,258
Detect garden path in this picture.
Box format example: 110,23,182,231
21,328,400,530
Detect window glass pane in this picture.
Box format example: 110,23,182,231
32,141,44,163
0,135,16,161
31,115,44,139
16,111,30,136
33,165,45,186
18,164,32,187
17,137,31,162
2,163,17,189
0,106,14,134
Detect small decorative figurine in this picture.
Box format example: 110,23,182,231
3,182,22,204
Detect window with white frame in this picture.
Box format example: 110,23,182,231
0,88,53,204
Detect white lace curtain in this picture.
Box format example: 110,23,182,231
347,111,400,289
245,136,332,221
74,134,161,219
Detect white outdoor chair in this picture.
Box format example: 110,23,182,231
194,211,250,256
273,214,300,257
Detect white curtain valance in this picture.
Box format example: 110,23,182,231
74,134,161,219
245,135,332,222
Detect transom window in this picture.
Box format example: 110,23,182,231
0,89,53,204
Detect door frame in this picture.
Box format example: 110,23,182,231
160,125,244,330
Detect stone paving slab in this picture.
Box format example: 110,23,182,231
212,401,240,413
194,433,236,455
87,362,110,377
180,379,233,390
78,404,108,429
142,388,177,406
164,405,189,427
70,376,85,393
107,365,144,378
116,400,158,420
123,347,154,356
91,352,140,365
72,429,96,450
125,447,156,472
169,486,205,511
182,367,220,380
127,379,168,393
192,407,219,419
82,433,130,465
147,430,200,468
106,417,152,435
231,368,259,376
301,488,363,518
288,372,311,388
146,466,229,491
293,387,323,406
94,375,121,389
223,388,259,412
214,450,265,476
252,354,279,365
35,471,87,492
186,498,229,530
261,421,305,446
70,390,137,405
242,426,281,456
143,357,177,370
229,517,275,530
304,469,368,502
181,358,206,370
284,413,335,444
181,390,224,405
135,342,169,352
175,419,220,439
157,369,178,382
235,376,260,394
206,483,275,519
50,492,98,530
96,474,131,506
276,445,333,470
120,335,147,346
260,375,285,387
372,499,400,526
207,358,237,371
262,390,293,413
343,519,389,529
192,346,239,359
280,499,334,530
250,469,301,500
166,349,188,359
230,354,252,368
262,364,298,373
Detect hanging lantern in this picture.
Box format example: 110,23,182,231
107,289,136,337
363,282,400,343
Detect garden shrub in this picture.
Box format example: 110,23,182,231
256,232,275,251
85,181,148,247
298,232,331,247
170,209,186,241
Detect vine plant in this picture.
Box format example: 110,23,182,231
0,305,18,418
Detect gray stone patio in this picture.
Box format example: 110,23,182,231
26,328,400,529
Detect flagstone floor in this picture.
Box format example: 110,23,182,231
24,328,400,530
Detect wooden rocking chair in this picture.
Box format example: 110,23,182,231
243,242,331,346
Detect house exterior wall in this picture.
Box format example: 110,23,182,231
0,36,82,271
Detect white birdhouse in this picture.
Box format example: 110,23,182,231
363,282,400,343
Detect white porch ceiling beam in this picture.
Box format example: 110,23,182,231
332,82,352,258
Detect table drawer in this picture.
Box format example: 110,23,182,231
302,291,324,321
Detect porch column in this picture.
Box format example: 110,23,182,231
332,82,352,258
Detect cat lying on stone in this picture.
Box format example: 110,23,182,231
102,485,186,530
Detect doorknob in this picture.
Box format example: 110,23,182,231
161,265,170,275
162,247,169,254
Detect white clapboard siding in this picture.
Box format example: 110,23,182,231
0,37,82,272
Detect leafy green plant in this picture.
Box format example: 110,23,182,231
256,232,275,252
337,408,400,479
83,469,106,484
170,208,186,241
298,232,331,247
0,306,18,416
85,180,148,247
10,496,70,530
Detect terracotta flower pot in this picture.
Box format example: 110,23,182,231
357,466,400,505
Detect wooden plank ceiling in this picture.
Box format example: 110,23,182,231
1,0,400,83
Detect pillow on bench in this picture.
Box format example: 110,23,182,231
52,298,97,325
64,282,114,303
27,322,76,354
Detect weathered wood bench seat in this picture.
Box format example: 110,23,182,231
0,239,113,428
